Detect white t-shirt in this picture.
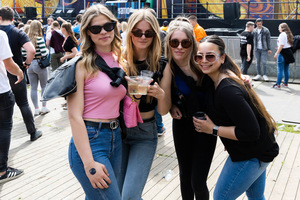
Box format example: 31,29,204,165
257,28,262,49
0,30,13,94
277,32,291,49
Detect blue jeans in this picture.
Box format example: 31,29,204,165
68,123,122,200
155,107,164,131
118,119,158,200
214,157,269,200
0,91,15,172
276,53,290,85
255,49,268,76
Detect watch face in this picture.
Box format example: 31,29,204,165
89,168,96,175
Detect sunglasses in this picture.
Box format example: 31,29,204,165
88,22,116,34
169,39,192,48
131,29,155,38
195,53,219,63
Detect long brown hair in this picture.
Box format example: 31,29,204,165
164,16,203,86
61,22,78,48
204,35,277,134
279,23,293,46
28,20,43,47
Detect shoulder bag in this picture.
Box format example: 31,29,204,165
42,56,82,101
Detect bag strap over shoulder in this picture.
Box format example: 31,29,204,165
95,55,127,88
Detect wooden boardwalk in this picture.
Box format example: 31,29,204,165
0,89,300,200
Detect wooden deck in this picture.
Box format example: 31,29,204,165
0,89,300,200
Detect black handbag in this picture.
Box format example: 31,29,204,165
42,56,82,101
38,56,50,68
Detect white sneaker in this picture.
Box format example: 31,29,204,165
253,75,262,81
34,108,40,116
41,107,50,115
263,75,269,81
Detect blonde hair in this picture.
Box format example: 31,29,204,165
80,4,122,75
164,17,203,85
280,23,293,46
61,22,78,48
28,20,43,47
123,8,161,76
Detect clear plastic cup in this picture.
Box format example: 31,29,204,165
127,76,140,95
141,70,154,78
193,111,206,120
138,76,152,95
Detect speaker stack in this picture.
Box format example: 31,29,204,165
223,3,240,21
25,7,37,20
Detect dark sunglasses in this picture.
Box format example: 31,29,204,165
88,22,116,34
195,53,219,63
169,39,192,48
131,29,155,38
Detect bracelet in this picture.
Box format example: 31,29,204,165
133,95,142,100
24,62,31,66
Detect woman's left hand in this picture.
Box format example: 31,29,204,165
147,82,165,100
241,74,252,88
193,114,215,134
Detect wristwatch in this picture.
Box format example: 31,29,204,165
89,168,96,175
212,126,219,137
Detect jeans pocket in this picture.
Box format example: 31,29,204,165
0,91,14,110
86,126,99,141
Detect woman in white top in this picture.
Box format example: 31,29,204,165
273,23,294,89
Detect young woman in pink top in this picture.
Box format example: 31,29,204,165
67,5,126,199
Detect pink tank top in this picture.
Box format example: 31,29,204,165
82,51,126,119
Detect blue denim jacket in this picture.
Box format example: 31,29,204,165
253,26,271,51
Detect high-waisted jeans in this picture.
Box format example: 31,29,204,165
68,122,122,200
118,118,158,200
214,157,269,200
276,53,290,85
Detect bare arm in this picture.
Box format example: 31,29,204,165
67,62,111,189
246,44,252,61
22,41,36,68
274,44,284,60
61,47,78,62
156,63,172,115
3,57,24,84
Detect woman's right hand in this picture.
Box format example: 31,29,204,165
84,161,111,189
170,105,182,120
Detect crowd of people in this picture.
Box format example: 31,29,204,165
3,3,296,199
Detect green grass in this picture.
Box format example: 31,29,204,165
277,123,300,134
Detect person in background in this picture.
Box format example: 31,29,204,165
194,35,279,200
120,21,127,46
23,20,50,116
273,23,294,89
0,30,24,183
188,15,207,43
253,18,272,81
46,21,65,72
161,20,169,32
67,4,126,199
0,6,42,141
118,8,172,200
239,21,254,75
43,17,54,36
164,17,216,200
60,22,78,63
73,14,82,39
